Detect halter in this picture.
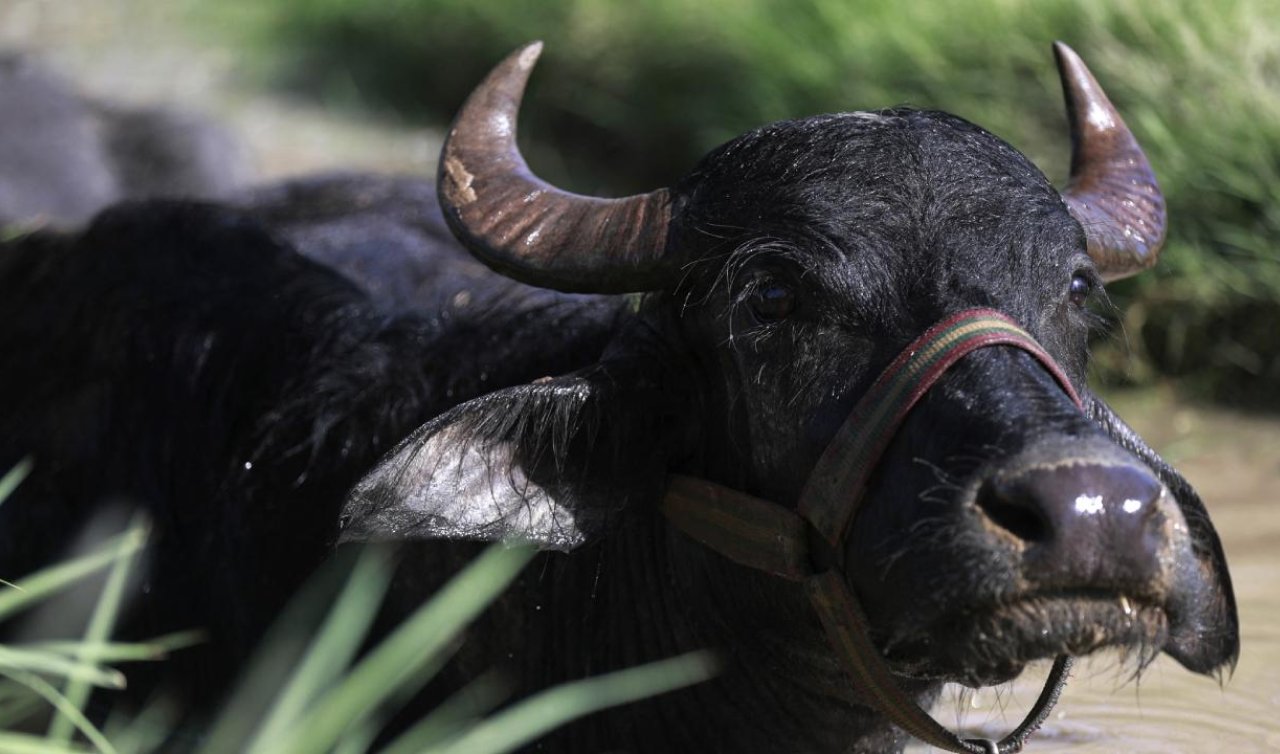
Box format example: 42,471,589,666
661,308,1081,753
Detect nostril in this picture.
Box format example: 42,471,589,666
973,462,1167,555
976,478,1053,544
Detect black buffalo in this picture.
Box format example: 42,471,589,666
0,42,1237,752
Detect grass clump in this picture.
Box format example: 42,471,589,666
199,543,714,754
0,463,716,752
0,506,169,752
201,0,1280,406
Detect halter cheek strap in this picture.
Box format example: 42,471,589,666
661,308,1082,754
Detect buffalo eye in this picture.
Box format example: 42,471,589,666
1068,272,1093,307
749,279,796,321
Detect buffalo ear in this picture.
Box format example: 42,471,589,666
340,373,663,552
1086,394,1240,675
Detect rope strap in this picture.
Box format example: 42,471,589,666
661,309,1082,753
798,310,1082,549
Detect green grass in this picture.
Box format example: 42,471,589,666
0,515,160,754
0,465,717,752
200,0,1280,406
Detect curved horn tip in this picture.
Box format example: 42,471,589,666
442,40,547,186
1051,41,1088,76
1052,40,1081,66
1052,40,1167,280
475,41,544,104
1053,41,1120,132
514,40,544,70
486,41,542,82
436,41,676,294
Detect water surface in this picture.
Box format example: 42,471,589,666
911,395,1280,752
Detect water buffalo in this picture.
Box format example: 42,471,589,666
0,41,1236,752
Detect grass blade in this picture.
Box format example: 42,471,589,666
101,695,180,754
0,667,116,754
278,544,535,754
0,458,33,505
378,672,508,754
428,651,719,754
47,518,147,744
0,731,91,754
244,548,393,752
22,631,205,663
0,686,46,729
0,530,146,623
330,718,381,754
200,549,385,753
0,646,124,688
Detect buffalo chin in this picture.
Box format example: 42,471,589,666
885,593,1171,688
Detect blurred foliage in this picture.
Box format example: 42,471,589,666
2,461,711,752
205,0,1278,405
1,520,713,752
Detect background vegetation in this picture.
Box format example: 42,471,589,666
205,0,1279,406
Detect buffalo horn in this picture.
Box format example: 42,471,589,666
438,42,675,293
1055,41,1167,281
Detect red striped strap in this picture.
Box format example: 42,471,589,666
660,309,1080,753
799,308,1081,548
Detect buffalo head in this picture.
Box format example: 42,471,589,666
343,42,1237,750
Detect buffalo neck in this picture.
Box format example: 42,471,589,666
502,507,934,753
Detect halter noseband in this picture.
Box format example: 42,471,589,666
661,308,1080,753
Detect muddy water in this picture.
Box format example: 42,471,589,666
911,393,1280,752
